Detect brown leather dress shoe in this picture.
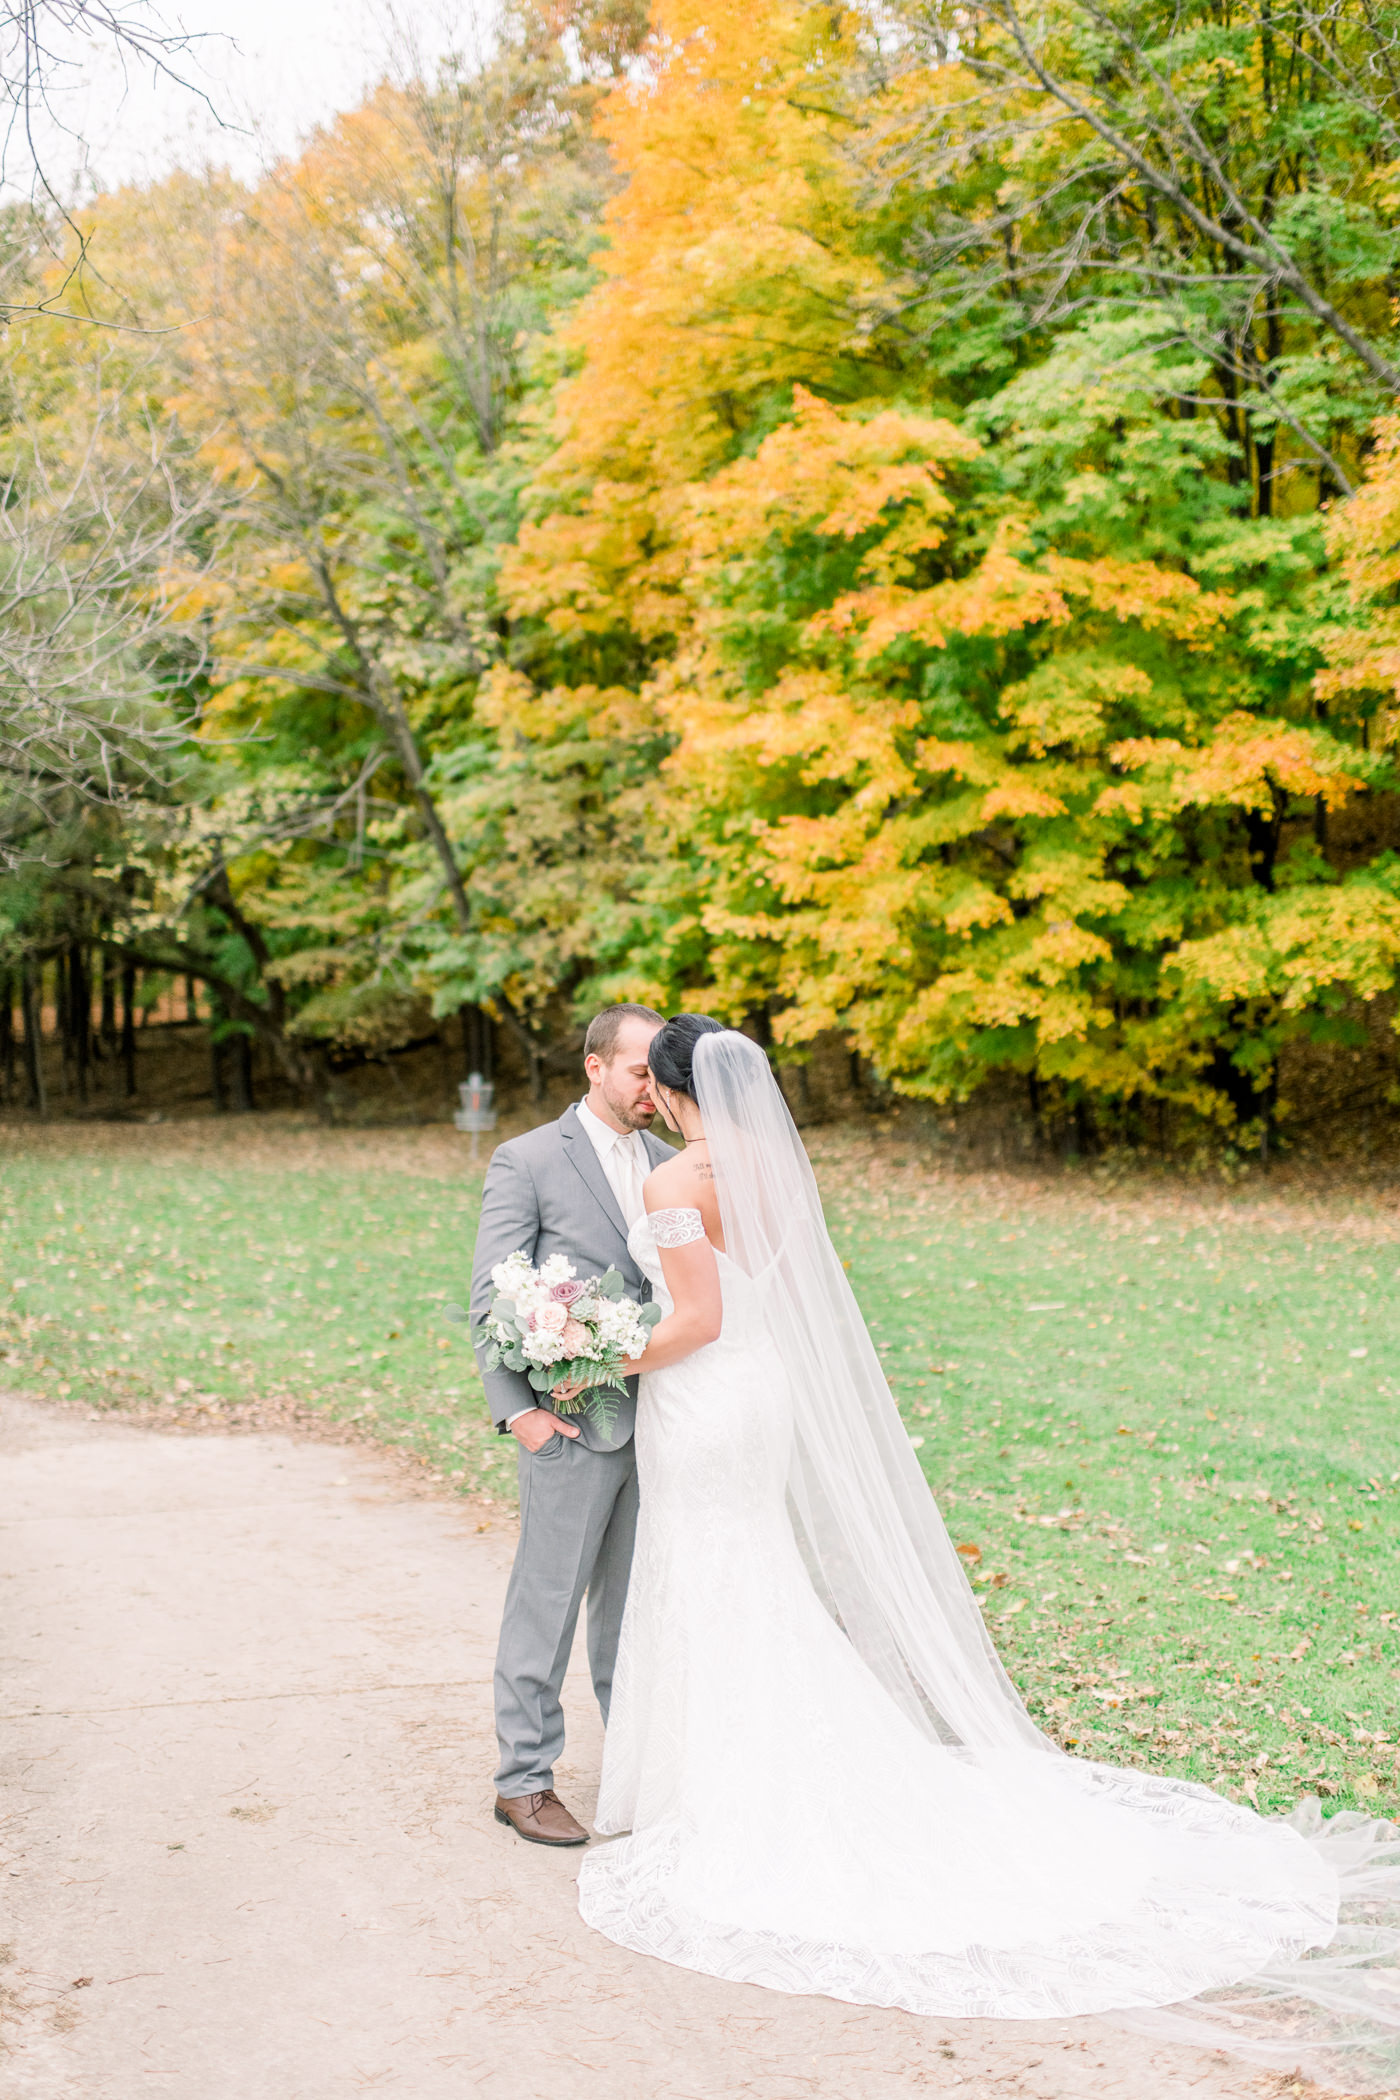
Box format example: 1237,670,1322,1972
493,1789,588,1847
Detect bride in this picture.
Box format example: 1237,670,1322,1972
569,1015,1400,2089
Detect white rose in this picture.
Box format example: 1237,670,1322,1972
522,1330,566,1366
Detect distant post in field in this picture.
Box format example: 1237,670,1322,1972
455,1073,497,1165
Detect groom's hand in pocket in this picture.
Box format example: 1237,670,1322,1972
509,1407,580,1453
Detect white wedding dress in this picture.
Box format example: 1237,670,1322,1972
575,1034,1400,2086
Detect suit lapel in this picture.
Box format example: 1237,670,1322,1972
559,1103,632,1254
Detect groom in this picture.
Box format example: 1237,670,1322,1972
470,1003,671,1846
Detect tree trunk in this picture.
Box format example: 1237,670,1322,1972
0,971,12,1102
1027,1071,1045,1151
491,992,545,1101
70,943,90,1107
186,974,198,1024
1208,1032,1264,1126
209,990,228,1113
1243,789,1287,891
1255,430,1274,519
56,949,72,1100
231,1032,255,1113
21,958,46,1115
121,962,137,1098
100,949,116,1055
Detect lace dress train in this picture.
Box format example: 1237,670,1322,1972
576,1207,1400,2081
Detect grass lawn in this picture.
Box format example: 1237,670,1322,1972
2,1115,1397,1820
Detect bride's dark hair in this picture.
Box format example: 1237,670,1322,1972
648,1012,725,1098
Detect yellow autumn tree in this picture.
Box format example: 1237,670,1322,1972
634,387,1381,1125
496,0,1389,1140
504,0,892,645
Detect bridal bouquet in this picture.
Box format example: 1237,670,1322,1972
476,1250,661,1434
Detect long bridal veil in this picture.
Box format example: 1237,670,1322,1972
691,1028,1400,2091
693,1026,1044,1754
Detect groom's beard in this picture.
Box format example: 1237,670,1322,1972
600,1083,656,1133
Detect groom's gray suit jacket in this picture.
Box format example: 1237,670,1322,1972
470,1103,674,1451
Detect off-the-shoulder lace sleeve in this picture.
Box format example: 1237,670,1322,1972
648,1205,708,1248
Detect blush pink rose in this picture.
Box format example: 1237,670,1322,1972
551,1279,587,1305
560,1318,591,1354
532,1301,568,1334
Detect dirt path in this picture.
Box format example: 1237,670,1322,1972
0,1392,1287,2100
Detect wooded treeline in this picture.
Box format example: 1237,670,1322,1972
8,0,1400,1144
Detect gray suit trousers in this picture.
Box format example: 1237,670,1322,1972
492,1427,639,1798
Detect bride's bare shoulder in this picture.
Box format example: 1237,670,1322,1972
642,1149,695,1205
642,1147,724,1246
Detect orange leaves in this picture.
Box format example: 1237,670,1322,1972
814,584,950,660
1172,883,1400,1012
934,538,1227,646
621,372,1266,1098
1113,714,1365,813
915,739,996,781
661,668,921,835
1042,553,1231,639
686,387,975,582
1319,418,1400,734
978,778,1068,820
546,0,884,492
509,389,977,654
505,481,686,644
943,884,1015,937
936,531,1073,639
807,524,1229,669
478,0,1400,1127
1189,722,1361,809
1325,414,1400,606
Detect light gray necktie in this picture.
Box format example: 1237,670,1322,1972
612,1132,646,1227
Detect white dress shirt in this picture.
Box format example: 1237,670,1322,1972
575,1095,650,1229
505,1099,649,1429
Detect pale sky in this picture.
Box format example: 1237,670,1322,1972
11,0,476,199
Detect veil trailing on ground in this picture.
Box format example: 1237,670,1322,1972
692,1028,1400,2093
693,1026,1045,1754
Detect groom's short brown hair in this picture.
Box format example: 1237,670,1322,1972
584,1003,665,1064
